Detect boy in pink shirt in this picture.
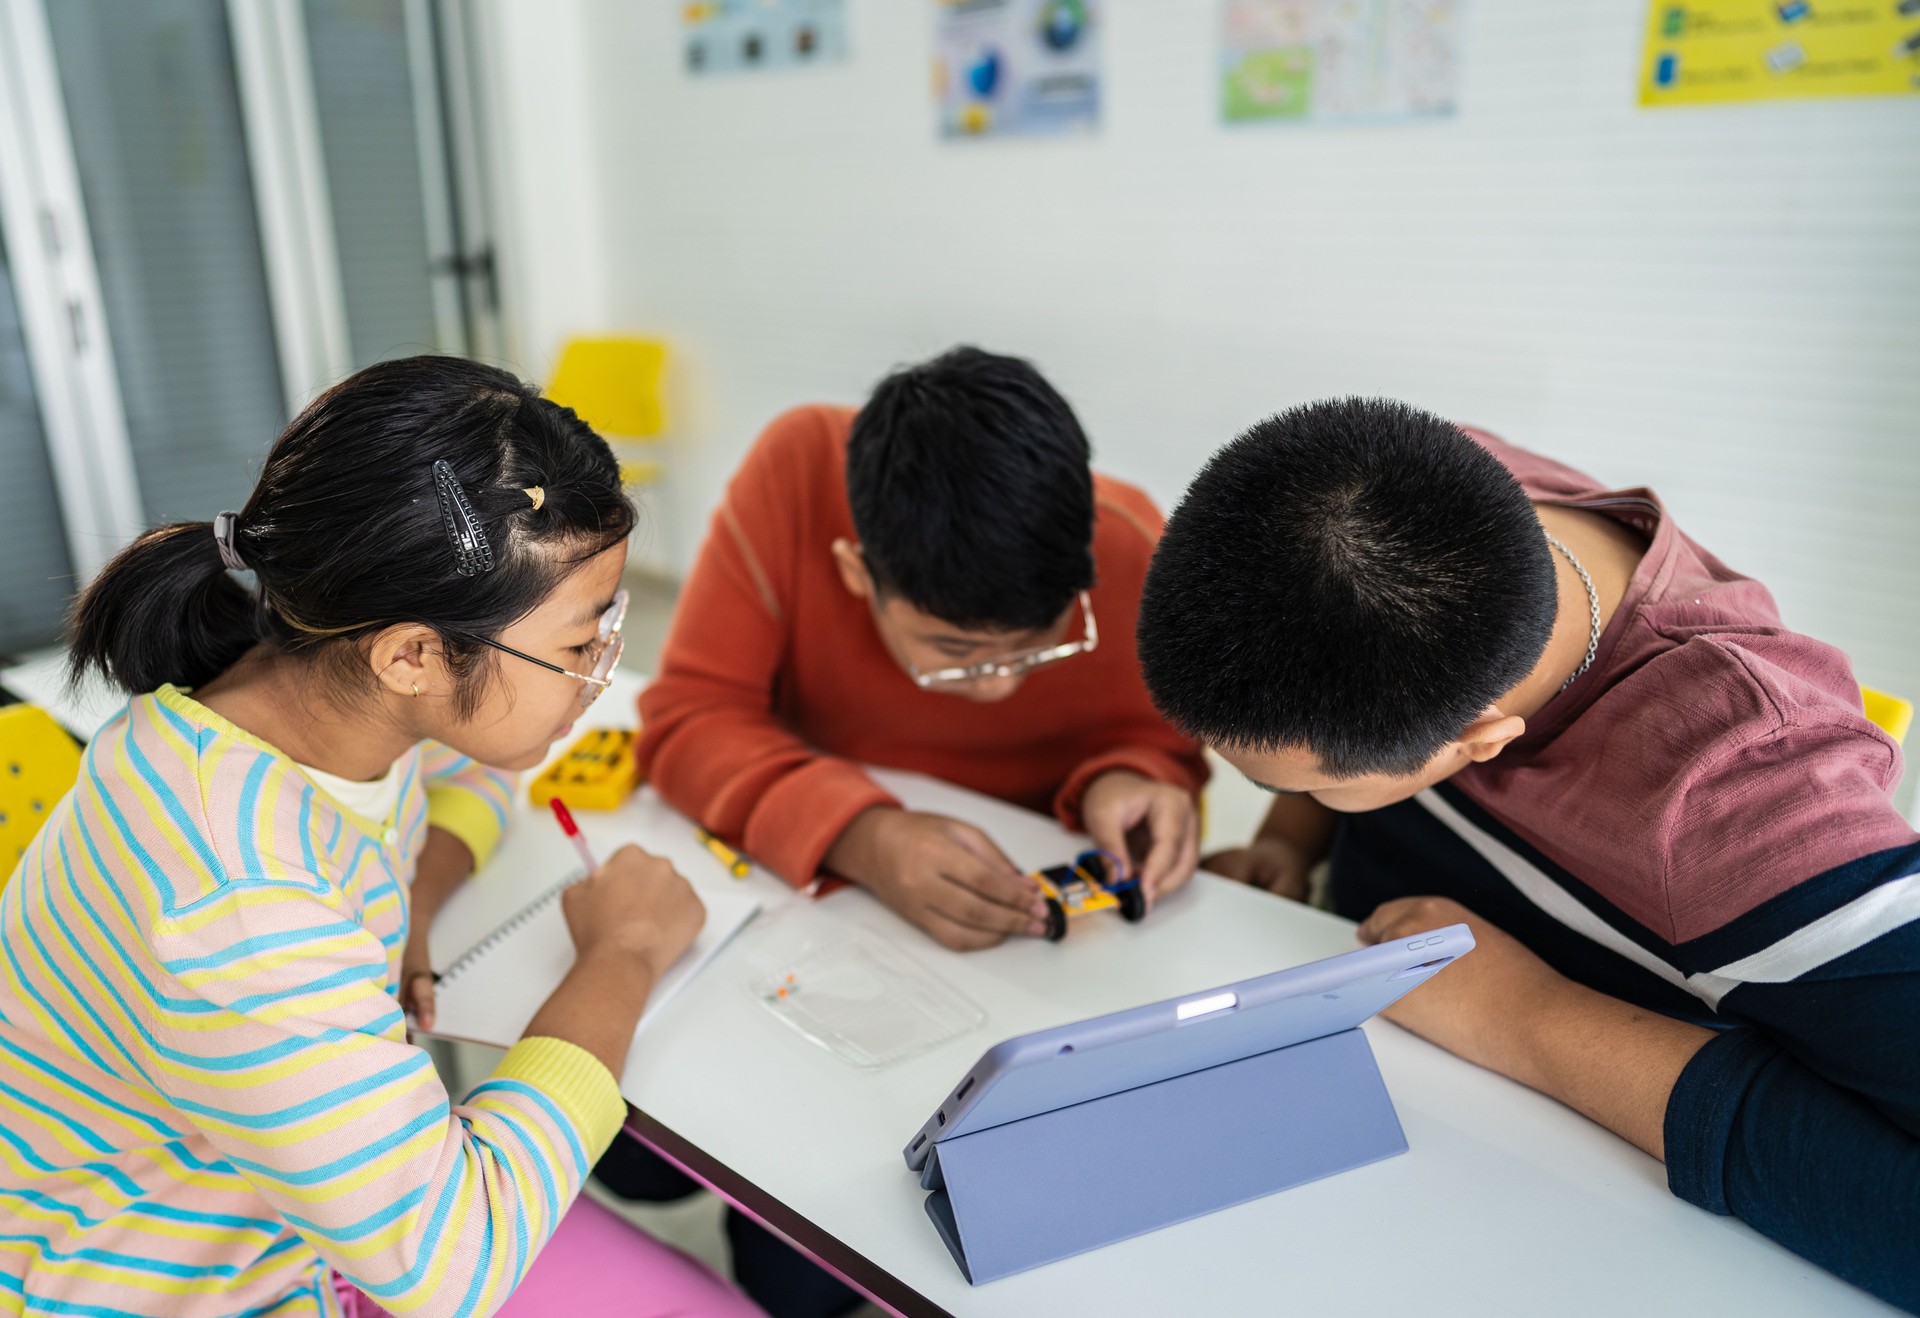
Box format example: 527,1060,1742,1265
1138,398,1918,1312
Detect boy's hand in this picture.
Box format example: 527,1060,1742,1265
827,807,1049,950
1357,895,1712,1161
1202,836,1316,902
1355,896,1568,1075
1080,770,1200,908
1215,795,1338,906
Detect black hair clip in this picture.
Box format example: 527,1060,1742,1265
433,459,494,576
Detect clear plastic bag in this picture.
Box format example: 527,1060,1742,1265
747,925,986,1069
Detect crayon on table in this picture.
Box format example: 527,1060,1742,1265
696,827,752,878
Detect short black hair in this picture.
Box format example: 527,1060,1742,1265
847,346,1094,631
1138,398,1556,777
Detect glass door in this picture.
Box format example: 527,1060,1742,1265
0,0,494,656
0,221,75,656
43,0,288,521
304,0,480,364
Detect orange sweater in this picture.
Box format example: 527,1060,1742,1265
638,404,1208,886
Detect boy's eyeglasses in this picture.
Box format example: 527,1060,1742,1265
909,591,1098,691
472,589,628,708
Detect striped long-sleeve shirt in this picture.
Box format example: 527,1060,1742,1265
0,685,627,1317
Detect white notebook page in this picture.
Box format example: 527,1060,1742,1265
427,878,760,1049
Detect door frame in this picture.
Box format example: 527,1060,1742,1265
227,0,355,421
0,0,145,580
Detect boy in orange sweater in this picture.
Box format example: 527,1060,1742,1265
613,347,1207,1317
638,345,1208,950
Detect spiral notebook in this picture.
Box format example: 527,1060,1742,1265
427,873,761,1049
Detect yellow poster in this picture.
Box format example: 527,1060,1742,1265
1639,1,1920,106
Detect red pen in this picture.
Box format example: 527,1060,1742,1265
548,798,599,873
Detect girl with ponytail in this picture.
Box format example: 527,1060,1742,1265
2,357,757,1317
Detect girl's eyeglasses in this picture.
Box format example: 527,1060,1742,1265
471,589,628,708
908,591,1098,691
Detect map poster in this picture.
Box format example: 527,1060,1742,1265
1640,1,1920,107
934,0,1101,139
1219,0,1464,125
681,0,849,77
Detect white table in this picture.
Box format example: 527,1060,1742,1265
427,675,1895,1318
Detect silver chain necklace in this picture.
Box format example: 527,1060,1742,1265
1544,532,1601,693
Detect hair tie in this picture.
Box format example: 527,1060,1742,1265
212,511,248,571
523,486,545,511
433,459,494,576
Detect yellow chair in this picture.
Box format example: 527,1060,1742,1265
544,336,669,488
0,705,83,876
1862,687,1913,745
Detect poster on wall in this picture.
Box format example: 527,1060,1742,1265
934,0,1101,138
1639,1,1920,107
681,0,849,77
1219,0,1464,125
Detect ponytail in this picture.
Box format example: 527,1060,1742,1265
68,523,261,695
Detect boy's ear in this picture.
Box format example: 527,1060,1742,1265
830,538,874,601
1455,706,1527,765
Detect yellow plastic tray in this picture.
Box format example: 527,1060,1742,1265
529,728,641,811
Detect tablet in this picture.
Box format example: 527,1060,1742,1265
903,923,1472,1172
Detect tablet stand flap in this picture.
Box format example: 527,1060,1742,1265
922,1025,1406,1285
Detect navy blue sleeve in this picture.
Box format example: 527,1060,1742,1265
1330,792,1920,1307
1664,924,1920,1314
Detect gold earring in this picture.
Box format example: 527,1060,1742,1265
411,683,420,698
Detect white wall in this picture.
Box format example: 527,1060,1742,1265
487,0,1920,711
472,0,613,380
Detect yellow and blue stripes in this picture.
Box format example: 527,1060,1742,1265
0,687,623,1316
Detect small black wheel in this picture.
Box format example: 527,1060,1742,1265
1043,898,1068,942
1117,886,1147,923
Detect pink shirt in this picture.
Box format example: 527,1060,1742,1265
1455,429,1913,943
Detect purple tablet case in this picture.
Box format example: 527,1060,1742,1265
917,1028,1404,1283
906,926,1471,1284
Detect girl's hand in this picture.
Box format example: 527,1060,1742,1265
400,928,437,1030
526,846,707,1079
561,844,707,979
401,826,475,1031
